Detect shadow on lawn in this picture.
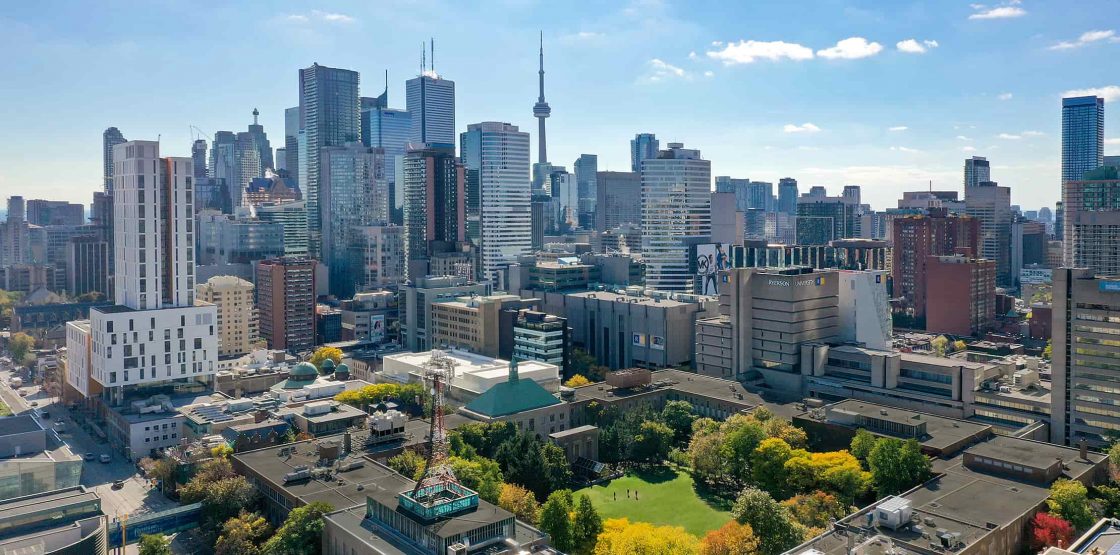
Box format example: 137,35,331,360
629,465,677,484
693,482,736,512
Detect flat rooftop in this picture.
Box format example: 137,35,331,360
116,393,221,424
565,290,704,307
819,399,992,454
0,486,100,521
383,350,556,380
550,425,597,439
0,415,43,436
276,402,367,424
571,369,757,410
1068,519,1120,554
966,435,1105,473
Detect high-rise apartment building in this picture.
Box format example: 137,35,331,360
353,225,405,290
1062,96,1105,183
196,275,258,358
191,139,208,180
630,133,658,172
66,140,218,411
299,63,361,258
1063,167,1120,273
796,192,860,245
925,254,995,336
891,209,981,321
640,143,711,292
1052,268,1120,446
255,257,316,354
595,171,641,232
319,143,388,297
461,122,531,281
402,144,465,275
406,73,455,146
102,127,126,193
65,235,109,298
964,156,991,189
362,92,412,220
25,200,84,227
965,180,1013,286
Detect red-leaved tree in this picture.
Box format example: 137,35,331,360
1030,512,1074,551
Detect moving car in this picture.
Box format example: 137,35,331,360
99,454,110,463
83,452,95,462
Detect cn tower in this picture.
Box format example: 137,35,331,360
532,31,551,164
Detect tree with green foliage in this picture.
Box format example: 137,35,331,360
573,494,604,553
1048,479,1096,530
867,438,930,496
849,429,877,463
632,420,674,463
180,475,257,538
387,449,426,481
688,427,729,485
262,502,333,555
498,483,540,524
0,290,22,327
782,491,851,531
661,400,697,445
539,490,575,553
1043,339,1053,361
569,348,609,382
215,511,272,555
452,421,518,459
930,335,949,357
731,487,806,555
148,457,178,494
8,332,34,367
1095,484,1120,518
783,450,870,503
211,444,234,459
449,456,504,504
494,432,572,500
751,438,800,499
138,534,172,555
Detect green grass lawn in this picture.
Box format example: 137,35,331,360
0,401,11,417
574,466,731,537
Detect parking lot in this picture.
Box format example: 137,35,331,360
0,368,176,518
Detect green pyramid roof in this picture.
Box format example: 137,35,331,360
464,359,561,417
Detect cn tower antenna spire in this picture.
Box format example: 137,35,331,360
533,30,551,165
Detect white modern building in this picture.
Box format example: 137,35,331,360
66,141,218,450
837,270,893,351
640,142,712,292
380,349,560,401
406,73,456,146
461,122,532,281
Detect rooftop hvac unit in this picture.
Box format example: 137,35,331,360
337,459,365,472
447,543,469,555
283,465,311,482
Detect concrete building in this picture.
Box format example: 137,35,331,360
837,270,892,350
402,144,465,276
513,310,569,373
65,235,109,299
925,255,995,337
0,415,83,499
339,291,396,343
461,122,532,281
966,180,1013,287
640,143,711,292
352,225,404,291
0,487,106,555
1052,268,1120,446
401,275,491,352
256,257,316,354
381,349,560,402
428,294,533,358
594,171,641,232
1062,167,1120,274
891,209,980,321
196,275,258,358
695,267,838,388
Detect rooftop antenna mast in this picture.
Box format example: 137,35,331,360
421,42,426,74
410,350,459,496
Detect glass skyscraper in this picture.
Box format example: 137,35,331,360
1062,96,1104,183
319,144,387,298
461,122,531,282
631,133,659,172
362,94,412,219
299,63,361,258
640,142,711,292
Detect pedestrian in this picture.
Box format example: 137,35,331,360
613,491,617,501
627,489,630,498
636,490,639,500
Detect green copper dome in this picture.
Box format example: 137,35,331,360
334,363,349,375
290,362,318,379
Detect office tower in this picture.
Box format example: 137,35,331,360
778,178,798,215
715,176,750,212
640,142,712,292
196,211,286,266
574,154,597,228
1055,201,1065,240
925,254,995,336
1012,218,1047,285
796,192,860,245
300,63,362,258
533,33,551,165
66,140,218,410
842,185,861,206
401,275,491,351
460,122,531,281
891,209,980,322
284,106,301,189
711,191,745,244
191,139,208,179
1062,166,1120,274
243,175,300,207
65,234,109,298
353,225,405,290
210,131,237,199
964,156,991,189
595,171,641,231
549,168,578,231
406,61,456,146
362,89,411,221
965,180,1013,286
630,133,658,172
530,193,549,251
232,131,262,206
319,143,389,297
246,108,274,170
275,148,287,171
256,200,309,257
1052,268,1120,446
256,257,315,353
1062,96,1105,183
25,200,84,227
402,144,465,275
748,181,775,211
195,275,258,358
102,127,126,193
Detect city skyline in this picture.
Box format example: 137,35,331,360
1,1,1119,211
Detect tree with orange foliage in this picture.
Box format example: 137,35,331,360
699,521,759,555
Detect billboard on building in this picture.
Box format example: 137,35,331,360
693,242,730,295
651,335,666,350
370,314,386,343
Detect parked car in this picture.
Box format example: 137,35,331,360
111,480,124,490
83,452,94,462
38,410,49,419
29,401,38,407
99,454,110,463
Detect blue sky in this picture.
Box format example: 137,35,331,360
1,0,1118,210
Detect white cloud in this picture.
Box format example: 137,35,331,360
968,3,1027,20
285,14,309,22
1062,85,1120,102
817,37,883,59
1105,138,1120,145
997,92,1013,100
956,135,972,141
890,146,921,153
998,133,1022,140
962,146,978,152
784,123,822,133
1022,130,1045,137
889,126,908,131
706,39,814,65
645,58,688,82
283,10,355,24
897,38,939,54
703,70,715,78
1049,29,1118,50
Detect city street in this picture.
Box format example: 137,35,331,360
0,368,175,518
